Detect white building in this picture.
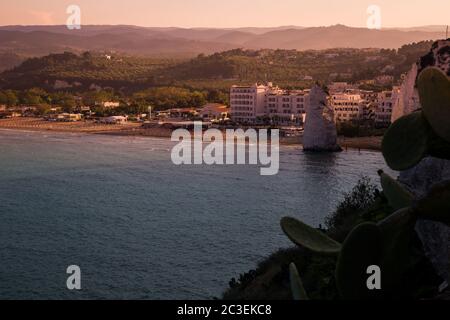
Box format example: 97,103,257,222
331,93,366,123
200,103,230,121
230,84,267,123
101,101,120,109
328,82,352,93
230,83,309,125
231,83,396,126
375,91,394,127
100,116,128,124
265,88,309,125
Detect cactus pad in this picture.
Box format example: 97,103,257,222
281,217,341,254
378,170,414,211
418,67,450,143
427,130,450,161
415,180,450,225
378,208,416,293
335,222,383,299
289,263,309,300
382,112,431,171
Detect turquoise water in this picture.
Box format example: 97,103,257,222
0,129,390,299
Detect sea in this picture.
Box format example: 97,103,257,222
0,129,392,299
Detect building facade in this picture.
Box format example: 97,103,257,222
331,93,365,123
230,84,267,124
375,90,394,127
231,82,395,127
230,83,309,125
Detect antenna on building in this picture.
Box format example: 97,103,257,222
446,25,449,39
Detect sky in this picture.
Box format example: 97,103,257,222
0,0,449,28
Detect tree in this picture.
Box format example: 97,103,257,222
51,92,76,112
0,90,19,106
19,89,43,105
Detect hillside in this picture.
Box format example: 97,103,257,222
0,24,443,63
0,41,434,92
0,29,235,57
242,25,444,50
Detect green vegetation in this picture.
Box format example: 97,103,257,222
0,41,433,109
132,87,207,110
335,222,383,299
418,67,450,142
337,122,387,137
0,53,25,72
289,263,309,300
280,217,341,254
381,112,431,170
0,86,213,113
379,171,413,211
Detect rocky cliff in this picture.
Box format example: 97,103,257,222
391,63,421,122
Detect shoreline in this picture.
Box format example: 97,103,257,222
0,118,382,151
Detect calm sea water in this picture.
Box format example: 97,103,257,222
0,129,391,300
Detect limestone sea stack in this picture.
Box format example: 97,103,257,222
303,85,342,152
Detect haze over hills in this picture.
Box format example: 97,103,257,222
0,24,446,55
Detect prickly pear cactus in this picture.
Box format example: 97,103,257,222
335,223,382,300
418,67,450,143
280,59,450,300
382,111,431,171
414,180,450,226
378,170,414,210
289,263,309,300
281,217,341,254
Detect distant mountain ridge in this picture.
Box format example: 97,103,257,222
0,24,445,58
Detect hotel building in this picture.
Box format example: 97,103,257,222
230,83,309,125
331,93,365,123
375,90,394,127
231,82,394,126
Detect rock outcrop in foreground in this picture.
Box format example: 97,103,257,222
303,85,341,152
396,39,450,284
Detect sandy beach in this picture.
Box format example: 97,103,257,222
0,117,142,133
338,136,383,151
0,117,383,151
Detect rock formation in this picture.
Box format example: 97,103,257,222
392,39,450,123
303,85,341,152
399,158,450,283
395,39,450,284
391,64,421,122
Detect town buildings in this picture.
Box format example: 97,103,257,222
230,82,395,127
200,103,230,121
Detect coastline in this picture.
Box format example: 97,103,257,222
0,118,382,151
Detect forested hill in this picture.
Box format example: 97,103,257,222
0,41,434,92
